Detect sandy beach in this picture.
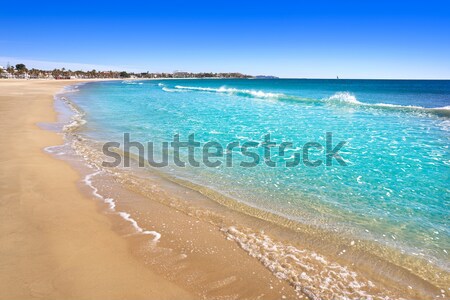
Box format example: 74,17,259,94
0,80,297,299
2,2,448,299
0,80,196,299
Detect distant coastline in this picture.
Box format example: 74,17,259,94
0,63,261,80
3,64,449,81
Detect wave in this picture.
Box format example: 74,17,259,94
173,85,290,99
162,86,186,93
373,103,450,117
59,97,87,132
326,92,450,117
58,83,87,94
83,170,161,241
325,91,363,105
222,226,388,300
165,85,450,118
122,80,143,85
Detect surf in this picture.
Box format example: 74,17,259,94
165,85,450,118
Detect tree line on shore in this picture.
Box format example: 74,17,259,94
0,63,253,79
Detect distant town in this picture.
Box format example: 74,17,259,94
0,63,277,80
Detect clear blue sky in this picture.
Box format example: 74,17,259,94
1,0,450,78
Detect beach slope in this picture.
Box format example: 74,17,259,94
0,80,193,299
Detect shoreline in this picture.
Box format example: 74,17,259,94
0,79,194,299
56,81,447,299
53,82,300,298
0,79,447,299
0,79,298,299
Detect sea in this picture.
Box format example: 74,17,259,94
53,79,450,299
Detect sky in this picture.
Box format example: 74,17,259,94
1,0,450,79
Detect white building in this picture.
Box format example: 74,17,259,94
0,66,12,78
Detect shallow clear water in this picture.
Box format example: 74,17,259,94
69,79,450,270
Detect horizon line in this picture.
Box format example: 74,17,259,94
1,57,449,81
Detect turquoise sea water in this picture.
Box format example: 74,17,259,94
68,79,450,271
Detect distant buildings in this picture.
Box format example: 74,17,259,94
173,71,251,79
173,71,190,78
0,66,14,79
0,64,254,80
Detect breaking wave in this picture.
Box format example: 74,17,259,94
326,92,450,117
162,86,186,93
325,91,362,105
164,85,450,118
173,85,289,99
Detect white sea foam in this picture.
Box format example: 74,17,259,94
325,92,363,105
63,113,86,132
325,92,450,117
83,170,160,241
59,85,81,94
173,85,286,99
166,86,450,118
162,86,185,93
58,97,87,132
118,212,161,241
223,226,398,300
58,88,161,243
82,171,116,210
